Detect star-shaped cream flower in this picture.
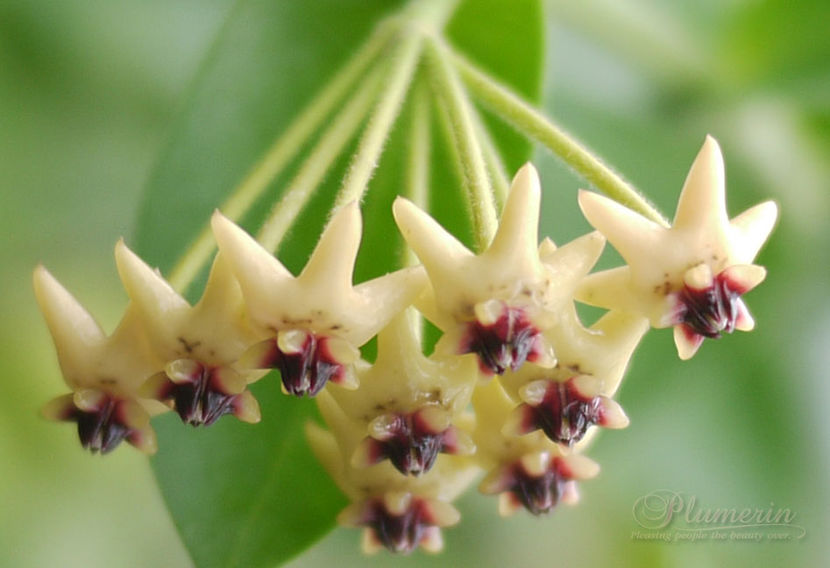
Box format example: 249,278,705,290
394,163,606,376
500,308,648,447
307,390,479,554
34,265,163,454
472,380,599,517
325,311,478,476
211,202,426,396
114,241,264,426
577,136,778,359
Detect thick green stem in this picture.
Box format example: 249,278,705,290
450,46,669,227
256,64,385,252
167,23,395,291
426,38,498,251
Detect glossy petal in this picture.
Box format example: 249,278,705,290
212,203,427,348
577,136,778,357
396,164,604,375
326,312,478,474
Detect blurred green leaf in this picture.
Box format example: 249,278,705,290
135,1,543,566
721,0,830,91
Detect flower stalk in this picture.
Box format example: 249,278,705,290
336,30,424,207
449,45,669,227
168,21,397,292
256,63,385,253
425,37,498,251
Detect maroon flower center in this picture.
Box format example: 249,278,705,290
72,397,133,454
506,459,572,516
159,364,241,427
460,305,542,375
679,272,742,339
362,498,434,554
525,379,602,446
258,334,346,397
363,411,459,476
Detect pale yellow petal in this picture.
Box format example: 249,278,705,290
484,163,541,275
729,200,778,263
672,135,728,233
33,265,104,387
578,189,664,266
299,201,361,294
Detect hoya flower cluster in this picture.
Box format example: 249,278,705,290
35,137,776,554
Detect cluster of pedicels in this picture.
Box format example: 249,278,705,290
34,136,776,554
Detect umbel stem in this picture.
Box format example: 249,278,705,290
169,0,667,295
168,22,396,292
448,44,669,227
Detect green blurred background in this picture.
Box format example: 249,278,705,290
1,1,827,566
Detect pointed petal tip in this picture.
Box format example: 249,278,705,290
33,263,105,351
114,238,188,315
723,264,767,293
233,390,261,423
599,398,630,429
561,454,600,479
673,325,704,360
703,133,721,150
497,493,521,517
391,195,415,220
698,135,723,167
33,263,58,293
113,238,142,271
420,528,445,554
210,210,247,245
576,188,593,211
129,427,158,455
576,188,602,210
426,499,461,527
299,200,362,286
730,199,779,262
510,162,541,197
577,189,662,247
735,300,756,331
41,393,76,422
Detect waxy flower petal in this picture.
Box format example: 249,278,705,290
212,202,426,348
395,164,605,375
115,242,264,425
495,303,646,447
577,136,778,358
212,203,426,395
326,312,477,475
505,376,629,447
480,451,598,516
42,390,157,454
34,265,163,452
338,492,460,555
306,408,478,554
471,380,598,516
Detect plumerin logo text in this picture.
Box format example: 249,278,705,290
631,490,806,543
